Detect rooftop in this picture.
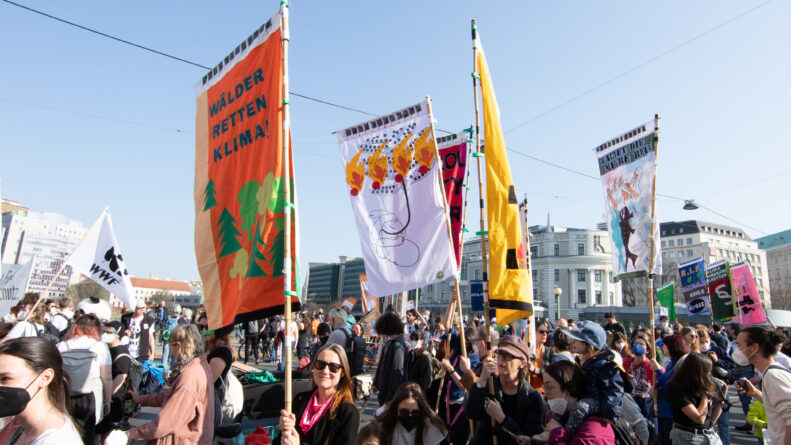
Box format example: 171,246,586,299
130,277,190,292
660,220,751,241
756,229,791,250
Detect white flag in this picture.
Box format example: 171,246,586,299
337,101,458,297
0,258,34,317
66,208,135,308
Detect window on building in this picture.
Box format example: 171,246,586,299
533,270,538,282
609,291,613,301
440,289,445,299
661,240,666,247
578,243,585,256
678,251,685,258
595,291,602,305
577,270,586,281
609,272,613,283
687,237,693,245
554,244,560,256
554,269,560,282
687,249,693,257
578,289,587,304
530,246,537,258
474,270,480,280
668,240,675,247
595,270,602,282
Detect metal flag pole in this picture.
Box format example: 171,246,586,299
280,0,295,413
426,96,467,358
472,20,498,445
521,194,536,362
647,114,660,417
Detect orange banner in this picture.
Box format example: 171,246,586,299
194,12,299,330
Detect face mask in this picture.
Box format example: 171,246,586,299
615,342,625,351
472,344,480,356
101,333,116,344
547,393,568,415
660,322,669,329
700,342,711,352
398,415,419,432
631,344,646,356
733,345,756,366
121,336,130,345
0,375,41,417
49,307,58,316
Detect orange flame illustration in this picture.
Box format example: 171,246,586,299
345,148,365,196
391,133,414,183
367,141,388,189
413,128,435,175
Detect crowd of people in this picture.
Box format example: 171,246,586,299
2,292,791,445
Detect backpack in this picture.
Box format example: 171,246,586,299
113,353,144,395
139,360,166,395
60,346,98,395
612,420,641,445
217,370,244,423
338,326,365,376
163,316,179,336
38,322,62,344
428,354,443,382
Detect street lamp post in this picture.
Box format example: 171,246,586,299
554,287,562,322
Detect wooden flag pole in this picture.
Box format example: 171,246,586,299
521,194,536,360
280,1,294,413
472,20,498,445
25,207,107,322
647,114,660,417
426,96,467,358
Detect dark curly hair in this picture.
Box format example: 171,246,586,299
374,311,403,337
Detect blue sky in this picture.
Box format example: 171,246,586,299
1,1,789,282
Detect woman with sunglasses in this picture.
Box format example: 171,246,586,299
528,321,553,393
375,382,447,445
467,335,546,445
276,343,359,445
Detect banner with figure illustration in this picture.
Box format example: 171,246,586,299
706,259,736,322
436,132,470,264
595,120,661,281
194,9,300,331
337,101,458,298
678,257,710,317
730,261,767,326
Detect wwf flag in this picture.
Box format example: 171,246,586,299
67,208,135,309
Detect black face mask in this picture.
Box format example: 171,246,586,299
0,376,39,417
398,415,420,432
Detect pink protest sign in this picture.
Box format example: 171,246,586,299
730,262,767,326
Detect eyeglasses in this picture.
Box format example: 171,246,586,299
496,350,518,361
398,409,420,417
198,324,208,331
314,360,342,373
537,330,548,334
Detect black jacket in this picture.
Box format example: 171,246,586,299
377,336,408,405
466,378,545,445
273,390,360,445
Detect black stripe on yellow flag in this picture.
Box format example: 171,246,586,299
476,42,534,326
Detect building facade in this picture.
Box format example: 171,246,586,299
416,223,622,322
114,277,193,309
1,209,87,299
305,257,367,310
756,230,791,310
659,220,771,308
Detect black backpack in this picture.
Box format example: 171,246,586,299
612,420,641,445
37,322,62,344
338,326,365,376
53,313,72,337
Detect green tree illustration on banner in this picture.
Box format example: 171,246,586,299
216,208,242,257
238,181,260,241
268,217,285,278
230,248,248,290
247,219,268,278
203,179,218,211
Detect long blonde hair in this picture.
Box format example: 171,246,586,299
310,343,354,420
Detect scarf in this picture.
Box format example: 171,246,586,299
168,354,199,385
299,390,335,434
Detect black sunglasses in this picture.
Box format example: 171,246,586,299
496,350,518,361
398,409,420,417
537,330,548,334
314,360,342,373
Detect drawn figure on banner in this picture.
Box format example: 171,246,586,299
345,126,436,269
605,167,651,273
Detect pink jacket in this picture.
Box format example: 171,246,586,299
549,416,615,445
127,354,215,445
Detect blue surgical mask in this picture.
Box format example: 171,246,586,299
631,344,646,356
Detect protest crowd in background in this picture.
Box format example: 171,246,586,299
2,292,791,445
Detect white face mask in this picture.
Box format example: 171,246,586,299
732,344,756,366
472,343,480,356
660,322,669,329
615,342,625,351
101,333,116,344
547,393,568,415
49,307,58,316
700,342,711,352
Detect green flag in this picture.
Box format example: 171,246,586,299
657,282,676,322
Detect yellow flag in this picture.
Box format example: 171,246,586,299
476,40,534,326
